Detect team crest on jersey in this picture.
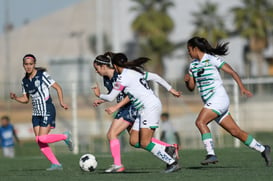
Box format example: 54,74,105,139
34,78,41,87
204,59,210,66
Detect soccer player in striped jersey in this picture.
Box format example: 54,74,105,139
10,54,73,171
184,36,271,166
93,53,181,173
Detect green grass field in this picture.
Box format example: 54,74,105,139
0,144,272,181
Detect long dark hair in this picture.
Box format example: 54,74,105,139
22,54,46,78
187,36,229,56
111,53,150,74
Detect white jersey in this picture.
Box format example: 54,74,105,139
100,68,172,110
189,53,226,103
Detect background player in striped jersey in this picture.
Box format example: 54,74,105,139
184,36,271,166
10,54,73,171
93,53,182,173
93,52,180,173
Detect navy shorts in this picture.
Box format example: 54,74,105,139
32,103,56,128
114,105,138,124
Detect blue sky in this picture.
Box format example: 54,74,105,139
0,0,80,34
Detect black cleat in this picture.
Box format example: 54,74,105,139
201,155,218,165
261,145,272,167
165,145,181,172
165,145,179,161
164,161,181,173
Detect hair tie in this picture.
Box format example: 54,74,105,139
94,58,111,65
24,56,35,60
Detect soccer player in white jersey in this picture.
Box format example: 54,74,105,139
93,53,181,173
184,36,271,166
10,54,73,171
93,52,180,173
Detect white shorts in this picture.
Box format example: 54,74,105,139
204,87,230,123
3,147,15,158
132,100,162,131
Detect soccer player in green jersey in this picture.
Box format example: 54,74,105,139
184,36,271,166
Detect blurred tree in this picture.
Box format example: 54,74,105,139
191,1,228,46
231,0,273,77
131,0,175,75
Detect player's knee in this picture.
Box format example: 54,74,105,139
107,130,118,141
195,120,204,129
37,135,47,143
35,136,39,143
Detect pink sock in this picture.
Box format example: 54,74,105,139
110,139,122,166
38,134,67,144
37,139,60,165
151,138,171,147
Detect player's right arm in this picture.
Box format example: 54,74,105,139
10,92,29,104
184,73,195,91
145,72,181,97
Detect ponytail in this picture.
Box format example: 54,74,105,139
187,36,229,56
111,53,150,74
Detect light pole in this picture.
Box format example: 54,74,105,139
4,0,11,101
70,31,84,95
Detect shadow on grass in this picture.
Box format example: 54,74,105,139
186,166,239,170
94,168,167,174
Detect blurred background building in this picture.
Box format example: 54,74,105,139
0,0,273,153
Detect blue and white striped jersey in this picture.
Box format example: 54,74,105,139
21,70,55,116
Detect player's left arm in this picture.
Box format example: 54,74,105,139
221,63,253,97
146,72,181,97
51,82,69,109
93,82,123,102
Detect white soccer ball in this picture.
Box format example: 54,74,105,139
79,154,98,172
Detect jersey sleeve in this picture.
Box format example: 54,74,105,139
144,72,172,91
42,72,56,88
99,81,125,102
21,81,26,94
188,64,193,77
212,56,226,68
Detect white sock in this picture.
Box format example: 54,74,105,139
147,142,175,165
249,139,265,152
203,138,215,155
